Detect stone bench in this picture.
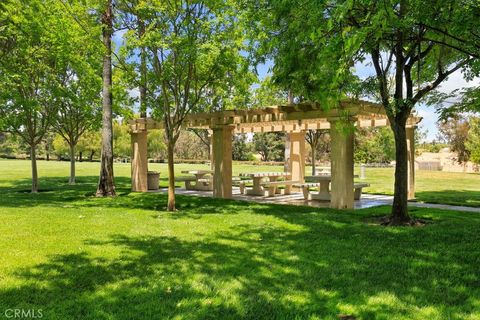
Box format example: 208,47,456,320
353,183,370,200
175,176,197,190
294,182,370,200
232,178,253,194
195,176,213,191
261,180,301,197
293,182,321,199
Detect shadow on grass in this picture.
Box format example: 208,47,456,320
0,205,479,319
0,176,314,217
3,175,480,212
1,175,479,317
0,175,201,211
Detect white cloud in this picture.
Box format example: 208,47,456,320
437,71,480,94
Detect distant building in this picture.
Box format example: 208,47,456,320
415,148,479,173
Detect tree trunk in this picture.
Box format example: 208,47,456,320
311,143,317,176
139,19,147,118
167,141,176,211
30,145,38,193
79,151,83,162
89,151,94,162
288,90,294,104
96,0,115,197
69,143,76,184
391,123,411,224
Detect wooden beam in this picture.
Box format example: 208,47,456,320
127,100,414,134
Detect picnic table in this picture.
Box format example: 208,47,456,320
304,175,333,200
304,174,360,200
239,172,290,196
180,170,213,191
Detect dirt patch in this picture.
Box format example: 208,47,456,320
363,215,430,227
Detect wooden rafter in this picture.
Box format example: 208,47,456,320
128,100,421,133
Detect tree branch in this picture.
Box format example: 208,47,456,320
412,58,472,104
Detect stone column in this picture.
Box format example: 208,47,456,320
284,131,306,193
329,118,355,209
131,130,148,192
212,125,234,198
406,125,416,200
209,131,214,171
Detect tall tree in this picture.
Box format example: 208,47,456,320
54,68,101,183
233,134,252,161
42,132,55,161
0,0,65,192
438,117,470,163
305,130,329,175
121,0,250,211
78,130,102,162
190,129,211,159
147,130,167,160
465,117,480,164
250,0,480,224
96,0,116,196
113,120,132,159
52,15,102,183
57,0,102,182
253,132,285,161
355,127,396,164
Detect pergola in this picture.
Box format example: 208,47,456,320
128,99,421,209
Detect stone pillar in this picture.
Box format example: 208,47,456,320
360,164,366,179
406,126,416,200
284,131,306,193
131,130,148,192
329,119,355,209
209,131,214,171
212,125,234,198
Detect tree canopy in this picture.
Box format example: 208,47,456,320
0,0,103,191
247,0,480,224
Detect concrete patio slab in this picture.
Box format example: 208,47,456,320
151,187,392,209
149,187,480,213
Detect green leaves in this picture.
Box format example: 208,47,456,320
0,0,103,145
466,117,480,164
119,0,253,120
248,0,480,117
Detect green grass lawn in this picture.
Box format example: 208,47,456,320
0,159,479,319
2,159,478,206
362,167,480,208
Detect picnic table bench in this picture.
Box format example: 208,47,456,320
261,180,301,197
232,177,253,194
294,180,370,200
175,176,197,190
353,182,370,200
239,172,291,196
177,170,213,191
